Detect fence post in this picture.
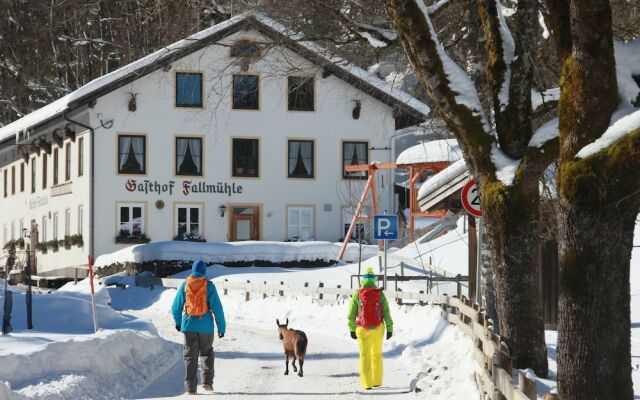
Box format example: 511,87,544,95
245,280,250,302
263,281,267,299
304,282,309,288
518,373,537,400
224,278,228,296
318,281,324,301
336,284,341,301
396,288,402,306
456,274,461,298
419,290,425,306
279,281,284,297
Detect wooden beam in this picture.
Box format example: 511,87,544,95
337,174,374,260
64,125,76,142
17,145,29,162
51,130,63,147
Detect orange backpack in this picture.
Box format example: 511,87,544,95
185,276,209,318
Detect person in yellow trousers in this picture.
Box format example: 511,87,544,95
347,267,393,390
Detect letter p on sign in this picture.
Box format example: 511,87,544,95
373,215,398,240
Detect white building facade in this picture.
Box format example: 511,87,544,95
0,13,428,276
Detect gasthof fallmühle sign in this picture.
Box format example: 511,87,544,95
125,179,243,196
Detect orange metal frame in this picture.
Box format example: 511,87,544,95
337,161,450,260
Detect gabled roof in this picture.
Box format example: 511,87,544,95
0,12,429,145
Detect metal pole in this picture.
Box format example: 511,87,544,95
25,249,33,329
476,217,483,305
383,239,388,290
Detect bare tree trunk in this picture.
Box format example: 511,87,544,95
480,220,499,332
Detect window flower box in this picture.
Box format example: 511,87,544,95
115,233,150,244
35,242,48,254
67,234,83,247
173,233,206,242
47,240,59,252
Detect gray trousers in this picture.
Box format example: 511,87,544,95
183,332,214,392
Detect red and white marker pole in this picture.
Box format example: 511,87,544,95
88,255,99,333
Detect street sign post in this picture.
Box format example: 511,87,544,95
374,215,398,290
461,179,483,305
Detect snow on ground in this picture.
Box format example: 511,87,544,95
125,285,480,399
0,278,179,400
94,241,378,268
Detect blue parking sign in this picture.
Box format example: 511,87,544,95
373,215,398,240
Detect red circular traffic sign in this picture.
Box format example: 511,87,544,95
461,179,482,217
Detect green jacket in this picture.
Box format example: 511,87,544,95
347,281,393,332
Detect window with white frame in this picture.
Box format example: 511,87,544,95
53,212,59,240
41,216,48,243
53,147,59,185
118,204,145,239
19,219,24,238
287,206,314,241
65,209,71,236
78,205,83,236
175,205,202,240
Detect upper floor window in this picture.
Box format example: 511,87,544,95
20,162,24,192
176,137,202,176
65,142,71,181
118,135,146,174
232,138,259,177
176,72,203,108
42,153,47,189
232,74,259,110
3,169,7,197
11,166,15,195
342,141,368,179
287,76,315,111
288,140,314,178
230,40,261,58
53,147,59,185
78,137,84,177
31,158,37,193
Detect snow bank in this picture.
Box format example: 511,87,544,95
0,330,178,400
396,139,462,164
94,240,378,268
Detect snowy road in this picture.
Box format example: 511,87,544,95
133,309,413,399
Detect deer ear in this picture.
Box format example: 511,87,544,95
286,318,289,326
276,319,280,325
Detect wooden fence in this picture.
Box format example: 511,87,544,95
162,277,557,399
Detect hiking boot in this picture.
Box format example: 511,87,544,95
186,390,197,395
203,384,213,391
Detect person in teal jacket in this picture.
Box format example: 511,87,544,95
171,260,226,395
347,267,393,390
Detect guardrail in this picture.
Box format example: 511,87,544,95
161,277,557,399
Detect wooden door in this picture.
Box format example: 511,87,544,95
230,206,259,241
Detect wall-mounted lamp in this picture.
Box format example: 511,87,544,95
219,205,227,218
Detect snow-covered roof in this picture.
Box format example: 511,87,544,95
0,12,429,145
395,139,462,165
417,159,469,212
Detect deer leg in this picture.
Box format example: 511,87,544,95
292,357,298,373
298,356,304,377
284,354,289,375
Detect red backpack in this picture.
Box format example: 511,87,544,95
356,288,383,329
